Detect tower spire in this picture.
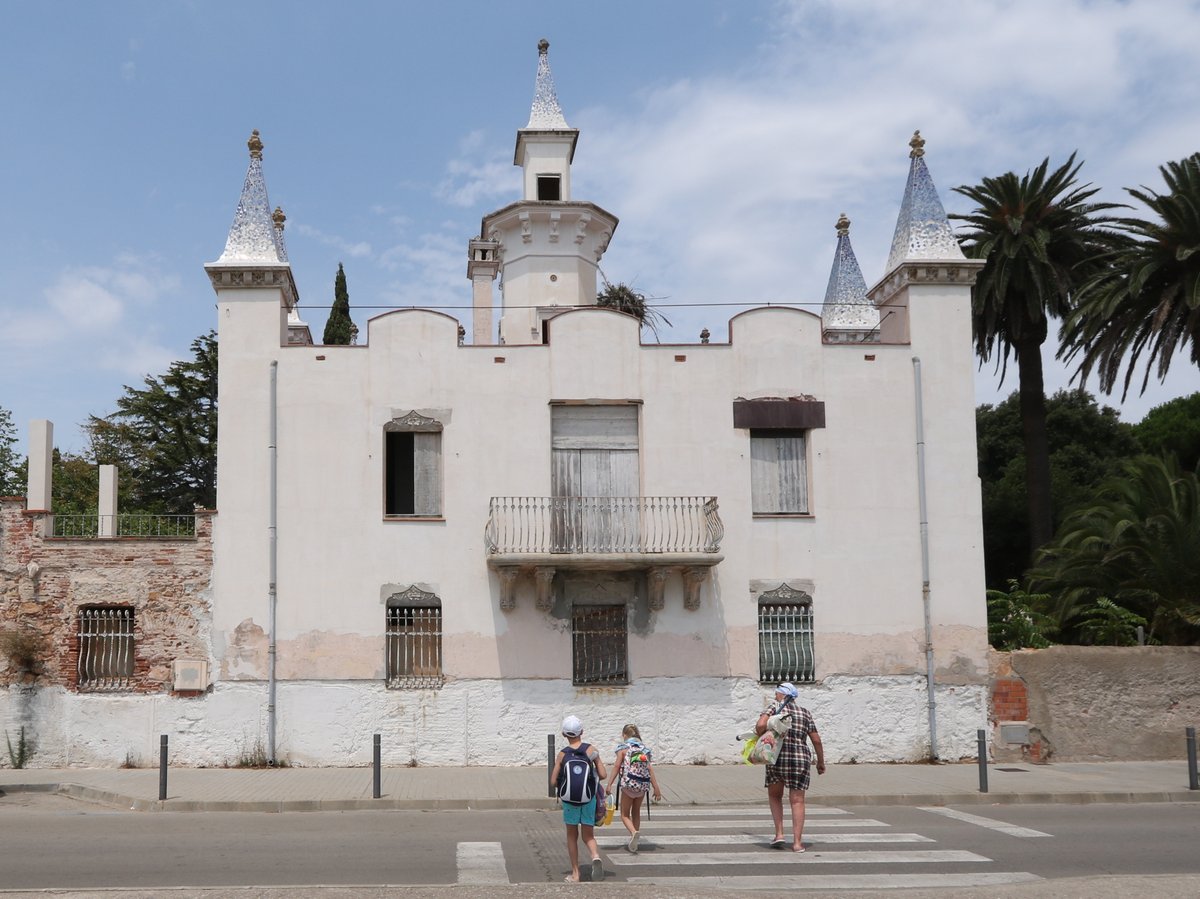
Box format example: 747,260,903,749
526,39,569,129
215,129,286,265
884,130,964,273
822,213,878,333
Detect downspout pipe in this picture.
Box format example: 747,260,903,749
268,361,278,765
912,357,939,761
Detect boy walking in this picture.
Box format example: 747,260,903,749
549,715,608,882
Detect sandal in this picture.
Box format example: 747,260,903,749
770,838,787,850
590,857,604,881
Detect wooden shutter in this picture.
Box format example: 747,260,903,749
751,432,807,513
412,432,442,515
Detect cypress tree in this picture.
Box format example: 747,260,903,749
323,262,355,345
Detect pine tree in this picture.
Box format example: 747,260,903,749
323,262,355,345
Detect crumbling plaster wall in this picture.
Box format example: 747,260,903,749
990,646,1200,761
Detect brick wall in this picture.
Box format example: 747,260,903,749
0,498,213,694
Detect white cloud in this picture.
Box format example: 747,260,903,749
293,223,373,259
120,60,135,81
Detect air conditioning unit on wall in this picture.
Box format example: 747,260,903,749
172,659,209,692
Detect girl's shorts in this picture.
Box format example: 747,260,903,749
562,795,598,826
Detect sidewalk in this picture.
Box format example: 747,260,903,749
1,760,1197,812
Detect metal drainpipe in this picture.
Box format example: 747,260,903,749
912,357,939,760
268,361,278,765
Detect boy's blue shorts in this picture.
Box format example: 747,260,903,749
562,795,597,826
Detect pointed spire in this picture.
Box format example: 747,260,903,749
215,130,286,265
822,213,878,331
884,130,964,272
526,39,569,129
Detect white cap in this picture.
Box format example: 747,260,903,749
561,715,583,737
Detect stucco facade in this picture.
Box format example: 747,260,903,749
2,42,989,767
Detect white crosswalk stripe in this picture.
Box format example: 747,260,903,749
456,841,509,884
598,832,933,848
598,805,1042,890
918,806,1053,837
627,872,1045,890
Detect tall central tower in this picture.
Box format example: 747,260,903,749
470,39,619,345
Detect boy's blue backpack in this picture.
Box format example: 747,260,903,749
558,743,597,805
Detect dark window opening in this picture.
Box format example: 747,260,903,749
537,175,561,201
385,431,416,515
572,604,628,685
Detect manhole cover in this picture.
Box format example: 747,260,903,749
996,767,1028,772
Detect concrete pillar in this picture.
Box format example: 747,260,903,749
472,273,494,344
27,420,53,511
98,464,118,538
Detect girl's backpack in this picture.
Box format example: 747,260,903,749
622,740,653,787
558,743,598,805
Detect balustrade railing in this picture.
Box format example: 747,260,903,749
485,496,723,554
51,514,197,539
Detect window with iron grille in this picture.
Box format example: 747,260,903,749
758,588,814,683
77,606,135,691
572,604,628,686
386,586,443,688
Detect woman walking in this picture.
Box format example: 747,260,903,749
605,724,662,853
757,682,825,852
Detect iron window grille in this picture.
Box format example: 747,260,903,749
77,606,135,691
572,604,628,686
758,591,815,683
386,589,444,689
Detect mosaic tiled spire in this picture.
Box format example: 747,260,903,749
885,131,964,272
822,213,878,330
526,39,569,129
215,130,286,265
272,206,289,263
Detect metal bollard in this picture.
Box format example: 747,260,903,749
373,734,382,799
1187,727,1198,791
159,734,168,801
547,734,556,798
976,728,988,794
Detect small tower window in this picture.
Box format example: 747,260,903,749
537,175,561,201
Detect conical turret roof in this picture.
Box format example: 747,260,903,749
822,214,878,330
884,131,964,272
525,39,569,129
214,130,287,265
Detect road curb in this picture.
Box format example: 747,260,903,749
4,782,1198,813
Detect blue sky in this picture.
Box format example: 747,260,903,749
3,0,1200,456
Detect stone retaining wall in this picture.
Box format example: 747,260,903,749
990,645,1200,762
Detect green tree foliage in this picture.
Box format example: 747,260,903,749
952,155,1123,556
986,580,1054,650
323,262,356,345
976,390,1140,588
86,332,217,513
52,449,99,515
0,406,20,496
1076,597,1147,646
1029,454,1200,645
1062,153,1200,401
596,281,671,340
1133,392,1200,472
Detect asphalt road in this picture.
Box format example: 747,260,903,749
1,792,1197,896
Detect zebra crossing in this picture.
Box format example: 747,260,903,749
594,805,1043,890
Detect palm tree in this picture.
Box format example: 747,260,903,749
596,281,672,340
1029,454,1200,644
1061,153,1200,401
951,154,1123,554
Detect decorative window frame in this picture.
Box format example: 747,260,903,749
385,585,444,689
755,583,816,684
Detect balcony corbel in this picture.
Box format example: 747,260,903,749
647,567,669,611
498,568,520,612
683,566,709,611
534,567,556,612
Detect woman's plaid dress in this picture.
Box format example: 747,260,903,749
763,700,818,791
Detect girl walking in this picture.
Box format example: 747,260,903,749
606,724,663,853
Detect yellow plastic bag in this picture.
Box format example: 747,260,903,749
603,793,616,826
739,734,759,765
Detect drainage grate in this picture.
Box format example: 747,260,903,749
996,767,1029,772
